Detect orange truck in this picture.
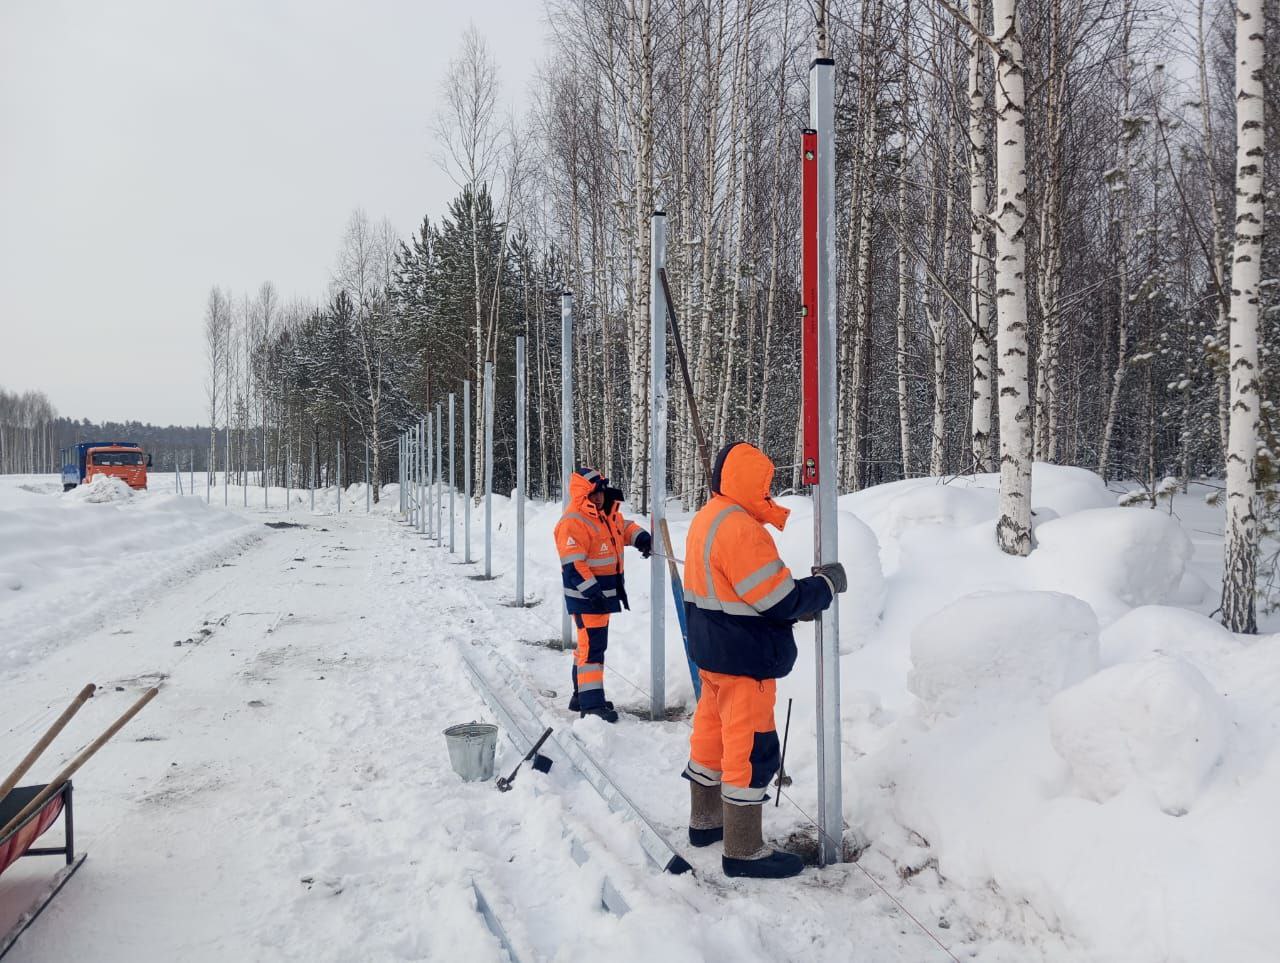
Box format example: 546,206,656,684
60,442,152,491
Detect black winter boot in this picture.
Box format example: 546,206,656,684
721,802,803,879
688,781,724,847
580,705,619,724
568,692,613,713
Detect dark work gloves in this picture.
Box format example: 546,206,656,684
635,530,653,558
812,562,847,595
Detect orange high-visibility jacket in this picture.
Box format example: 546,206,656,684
555,469,647,614
683,443,833,680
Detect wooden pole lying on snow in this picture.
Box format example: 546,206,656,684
0,688,158,841
0,684,96,800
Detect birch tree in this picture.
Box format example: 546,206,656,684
992,0,1033,555
1221,0,1267,633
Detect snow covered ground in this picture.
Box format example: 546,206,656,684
1,467,1276,961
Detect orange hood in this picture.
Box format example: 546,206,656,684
712,442,790,531
568,468,605,513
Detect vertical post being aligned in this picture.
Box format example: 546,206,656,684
189,450,194,500
515,334,527,604
810,54,842,867
426,414,434,537
224,423,230,507
419,418,427,535
464,380,473,563
286,442,291,511
436,403,444,543
483,360,495,578
366,440,370,512
310,439,316,513
649,212,668,720
449,394,457,552
337,438,343,513
561,291,575,649
263,422,268,510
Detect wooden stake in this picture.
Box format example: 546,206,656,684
0,688,158,841
0,684,95,801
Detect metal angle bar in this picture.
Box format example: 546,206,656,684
470,879,523,963
458,647,632,919
482,649,691,876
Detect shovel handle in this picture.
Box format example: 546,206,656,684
0,688,157,841
0,684,96,800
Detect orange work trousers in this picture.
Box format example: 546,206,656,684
573,613,610,710
684,669,779,806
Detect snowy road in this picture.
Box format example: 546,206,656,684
3,508,957,963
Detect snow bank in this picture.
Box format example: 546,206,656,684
0,480,259,670
1049,656,1228,813
908,590,1100,716
1031,507,1194,622
1100,604,1241,669
64,474,137,503
839,464,1114,551
773,502,884,650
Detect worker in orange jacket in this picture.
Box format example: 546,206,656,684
555,467,652,723
681,442,846,879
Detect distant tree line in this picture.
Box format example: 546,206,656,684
0,387,213,476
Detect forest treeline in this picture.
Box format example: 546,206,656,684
213,0,1276,625
0,388,213,475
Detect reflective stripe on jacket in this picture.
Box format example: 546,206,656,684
555,470,643,614
683,442,833,680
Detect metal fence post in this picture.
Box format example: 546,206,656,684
561,291,575,649
263,423,268,511
366,440,371,512
419,419,427,535
483,360,495,579
436,403,444,544
464,379,473,563
515,334,526,605
286,442,291,510
311,440,316,513
649,211,668,719
449,393,457,553
337,438,343,514
811,55,842,867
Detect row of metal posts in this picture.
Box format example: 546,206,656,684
388,63,841,854
190,437,380,515
397,379,489,569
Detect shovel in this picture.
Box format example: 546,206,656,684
496,727,554,792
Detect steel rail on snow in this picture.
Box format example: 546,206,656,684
478,646,692,877
458,643,635,917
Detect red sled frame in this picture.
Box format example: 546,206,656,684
0,781,85,960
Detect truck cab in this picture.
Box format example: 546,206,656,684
60,442,152,491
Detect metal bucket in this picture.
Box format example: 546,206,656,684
443,722,498,782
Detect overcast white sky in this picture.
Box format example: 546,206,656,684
0,0,546,426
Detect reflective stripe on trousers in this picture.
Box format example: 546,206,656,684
573,613,610,710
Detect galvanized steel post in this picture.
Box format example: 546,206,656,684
365,440,370,512
336,438,342,513
483,360,495,578
436,403,444,544
810,55,843,867
449,394,457,552
515,334,527,605
561,291,575,649
464,380,473,563
649,211,668,720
